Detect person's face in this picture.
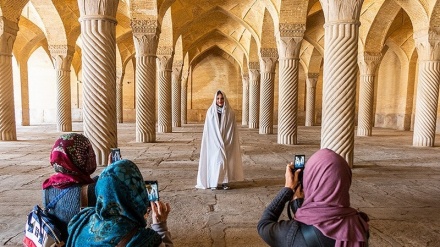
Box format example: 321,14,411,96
216,93,224,107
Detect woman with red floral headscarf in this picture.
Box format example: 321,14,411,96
42,133,98,243
258,148,369,247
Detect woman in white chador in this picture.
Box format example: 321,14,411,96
196,90,244,190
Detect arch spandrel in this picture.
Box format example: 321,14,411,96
0,0,29,22
14,16,46,62
279,0,308,24
360,0,401,54
174,35,183,62
394,0,429,32
186,29,248,63
385,10,415,61
300,39,322,75
304,10,325,56
116,31,135,63
260,9,276,49
158,7,173,47
171,4,262,48
179,10,253,57
30,0,67,44
187,32,245,70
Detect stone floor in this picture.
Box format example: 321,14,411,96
1,122,440,247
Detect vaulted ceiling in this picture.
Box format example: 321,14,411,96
2,0,440,76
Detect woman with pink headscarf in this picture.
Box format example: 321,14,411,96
41,133,98,243
258,148,369,247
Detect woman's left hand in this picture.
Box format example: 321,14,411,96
151,201,171,224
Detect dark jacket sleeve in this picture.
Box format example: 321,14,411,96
257,187,303,247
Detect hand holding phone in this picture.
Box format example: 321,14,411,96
110,148,121,163
293,155,305,187
145,180,159,202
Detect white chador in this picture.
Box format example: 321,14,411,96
196,91,244,189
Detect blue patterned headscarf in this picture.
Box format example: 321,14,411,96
66,160,162,247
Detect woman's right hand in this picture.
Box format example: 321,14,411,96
151,201,171,224
285,162,300,190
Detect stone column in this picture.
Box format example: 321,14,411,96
0,18,18,141
305,73,319,126
78,0,119,166
19,62,30,126
259,48,278,134
116,68,124,123
412,30,440,146
157,46,174,133
241,73,249,126
277,24,305,144
319,0,363,167
248,62,260,129
181,70,188,125
131,19,160,142
357,53,381,136
172,61,183,127
49,45,74,132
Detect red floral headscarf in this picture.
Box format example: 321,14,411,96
42,133,97,189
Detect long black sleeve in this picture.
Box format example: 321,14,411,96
257,187,302,247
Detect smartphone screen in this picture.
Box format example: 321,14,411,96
293,155,305,186
145,180,159,202
111,148,121,163
294,155,305,170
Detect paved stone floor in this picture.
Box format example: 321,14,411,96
1,123,440,246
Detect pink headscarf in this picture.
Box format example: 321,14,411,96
294,148,369,247
42,133,97,189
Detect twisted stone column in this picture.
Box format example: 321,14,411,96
259,48,278,134
19,61,30,126
277,24,304,144
319,0,363,167
131,19,160,142
49,45,74,132
0,18,18,140
157,46,174,133
248,62,260,129
305,73,319,126
172,61,183,127
357,53,381,136
181,71,188,124
241,73,249,126
413,30,440,146
79,0,119,166
116,68,124,123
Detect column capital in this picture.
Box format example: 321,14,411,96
49,45,75,71
157,46,174,71
241,72,249,81
320,0,363,23
277,35,304,59
133,33,159,57
259,48,278,73
0,18,19,55
172,61,183,80
414,28,440,61
242,73,249,87
306,74,319,87
358,52,382,75
78,0,118,23
131,19,160,57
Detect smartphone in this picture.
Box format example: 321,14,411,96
293,155,305,186
145,180,159,202
111,148,121,163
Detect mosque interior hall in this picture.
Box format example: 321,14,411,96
1,0,440,246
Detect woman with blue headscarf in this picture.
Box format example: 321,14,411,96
66,160,173,247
